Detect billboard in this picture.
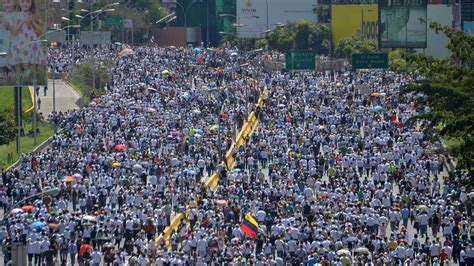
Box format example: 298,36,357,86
379,0,428,48
80,31,111,45
415,5,452,58
461,0,474,22
236,0,316,38
1,0,48,85
464,21,474,35
331,4,379,48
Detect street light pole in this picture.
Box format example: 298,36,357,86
174,0,201,46
33,43,37,145
15,53,21,154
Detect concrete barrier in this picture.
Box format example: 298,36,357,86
156,212,184,249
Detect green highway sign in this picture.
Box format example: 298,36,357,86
285,50,316,70
352,53,388,69
106,16,123,27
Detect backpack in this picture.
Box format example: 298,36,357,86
82,249,91,259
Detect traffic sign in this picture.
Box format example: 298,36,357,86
123,19,133,29
352,53,388,69
285,50,316,70
106,16,123,27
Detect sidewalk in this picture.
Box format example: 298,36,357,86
32,79,82,119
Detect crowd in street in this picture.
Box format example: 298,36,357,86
0,45,473,266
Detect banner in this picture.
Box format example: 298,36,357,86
379,0,428,48
1,0,48,85
331,4,379,48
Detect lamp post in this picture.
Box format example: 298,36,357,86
219,14,260,39
76,5,116,90
32,39,48,145
174,0,203,46
385,12,392,47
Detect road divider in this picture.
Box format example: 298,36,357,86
156,85,268,249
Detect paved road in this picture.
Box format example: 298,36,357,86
35,79,82,119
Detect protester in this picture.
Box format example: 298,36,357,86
0,45,472,266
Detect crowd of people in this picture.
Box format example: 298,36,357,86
0,45,472,266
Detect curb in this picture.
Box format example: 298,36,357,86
6,129,63,171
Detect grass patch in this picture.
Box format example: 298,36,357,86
68,78,91,105
0,86,33,113
0,121,54,170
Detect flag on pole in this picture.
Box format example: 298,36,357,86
240,213,259,238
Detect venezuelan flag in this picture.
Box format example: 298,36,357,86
240,213,259,238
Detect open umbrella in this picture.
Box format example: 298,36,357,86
371,106,383,111
161,69,169,75
21,205,34,212
31,221,46,230
232,168,241,173
371,92,381,97
64,176,76,182
82,215,97,223
354,247,370,254
10,208,24,215
120,48,134,56
132,164,144,174
112,161,121,168
337,249,351,256
209,125,219,131
416,205,429,212
215,199,228,206
114,144,126,151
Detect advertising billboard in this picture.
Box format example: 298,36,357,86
236,0,316,38
379,0,428,48
415,5,452,58
464,21,474,35
1,0,48,85
331,4,379,48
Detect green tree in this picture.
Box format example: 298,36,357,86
0,111,16,145
313,5,330,24
265,20,331,55
401,22,474,169
92,0,166,44
333,35,377,58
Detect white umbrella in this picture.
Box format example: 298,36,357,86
337,249,351,256
82,215,97,223
133,164,144,174
10,208,24,215
354,247,370,254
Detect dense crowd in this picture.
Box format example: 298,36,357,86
0,45,473,266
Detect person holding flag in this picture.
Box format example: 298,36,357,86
240,213,259,238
